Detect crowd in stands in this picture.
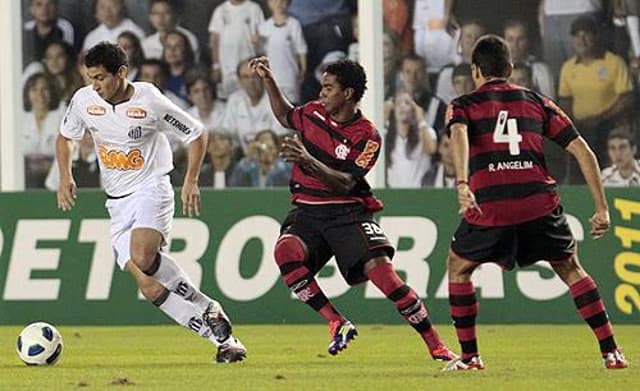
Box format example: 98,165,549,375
19,0,640,190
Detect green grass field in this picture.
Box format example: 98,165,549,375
1,325,638,390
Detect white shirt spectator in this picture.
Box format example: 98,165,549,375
208,0,264,96
142,26,200,61
435,65,457,103
258,16,307,103
186,101,226,133
528,58,556,99
386,135,432,188
222,89,287,153
544,0,601,15
601,160,640,186
60,82,203,197
82,18,145,51
23,103,66,156
24,18,75,47
412,0,457,74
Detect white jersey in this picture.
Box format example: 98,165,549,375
60,82,203,197
601,160,640,186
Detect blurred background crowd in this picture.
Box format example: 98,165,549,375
20,0,640,190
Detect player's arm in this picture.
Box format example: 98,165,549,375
565,136,610,238
182,130,208,217
250,56,294,128
55,134,77,211
280,134,356,195
449,122,481,215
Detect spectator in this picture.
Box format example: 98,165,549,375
137,59,188,109
208,0,264,99
435,19,486,103
82,0,145,52
23,0,76,67
288,0,354,102
222,58,288,154
558,16,634,171
610,0,640,73
347,13,359,62
540,0,603,76
383,29,402,99
503,18,555,98
142,0,200,61
117,31,145,81
412,0,457,83
185,69,226,134
22,73,65,188
422,134,456,188
508,62,534,89
396,54,448,136
385,91,438,188
384,0,413,56
258,0,308,104
199,131,239,188
163,30,195,103
45,131,100,190
451,63,474,96
230,129,291,187
601,129,640,186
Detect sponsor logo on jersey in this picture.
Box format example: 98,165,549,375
87,105,106,116
98,145,145,170
163,113,191,135
126,107,147,119
335,143,350,160
355,140,380,168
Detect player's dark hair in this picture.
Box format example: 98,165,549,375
84,42,128,75
324,59,367,103
471,34,512,79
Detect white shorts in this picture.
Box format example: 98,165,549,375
106,175,174,270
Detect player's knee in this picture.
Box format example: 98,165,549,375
550,255,585,283
131,249,160,274
447,250,476,281
274,234,308,267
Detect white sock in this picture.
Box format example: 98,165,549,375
156,291,221,346
152,252,216,312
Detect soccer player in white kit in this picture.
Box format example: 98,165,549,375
54,42,246,363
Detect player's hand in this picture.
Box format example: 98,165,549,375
181,180,201,217
589,209,610,239
280,134,311,166
249,56,273,80
57,177,77,212
457,183,482,216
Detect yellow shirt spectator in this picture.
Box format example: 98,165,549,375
558,51,632,120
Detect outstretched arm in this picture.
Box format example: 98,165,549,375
249,56,294,128
566,136,610,238
182,131,208,217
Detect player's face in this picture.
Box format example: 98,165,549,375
86,65,123,101
149,1,174,31
31,0,56,23
188,79,213,109
504,25,529,62
44,43,68,75
319,73,348,115
96,0,124,28
401,59,426,95
164,34,187,65
28,77,51,112
607,138,636,167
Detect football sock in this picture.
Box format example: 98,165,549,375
367,262,444,352
145,252,215,313
449,281,479,360
274,236,344,324
153,288,219,345
570,275,617,353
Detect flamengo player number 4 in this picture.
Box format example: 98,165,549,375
493,110,522,155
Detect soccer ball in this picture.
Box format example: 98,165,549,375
16,322,63,366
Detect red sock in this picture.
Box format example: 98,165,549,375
570,276,617,353
449,281,478,360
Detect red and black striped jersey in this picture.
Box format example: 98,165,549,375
285,101,384,211
447,80,580,226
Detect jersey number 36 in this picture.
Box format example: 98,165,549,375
493,110,522,155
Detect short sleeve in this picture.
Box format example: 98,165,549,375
153,88,204,144
445,99,468,135
208,6,223,33
542,96,579,148
291,18,308,54
341,133,382,178
59,97,86,140
286,105,305,133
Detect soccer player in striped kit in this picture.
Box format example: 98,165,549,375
443,35,628,371
250,56,457,362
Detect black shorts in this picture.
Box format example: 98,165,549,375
451,205,576,270
280,203,395,285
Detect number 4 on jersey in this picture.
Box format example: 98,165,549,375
493,110,522,155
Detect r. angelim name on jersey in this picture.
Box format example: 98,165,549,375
488,160,534,172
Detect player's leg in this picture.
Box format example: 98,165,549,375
363,256,457,361
550,255,627,369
